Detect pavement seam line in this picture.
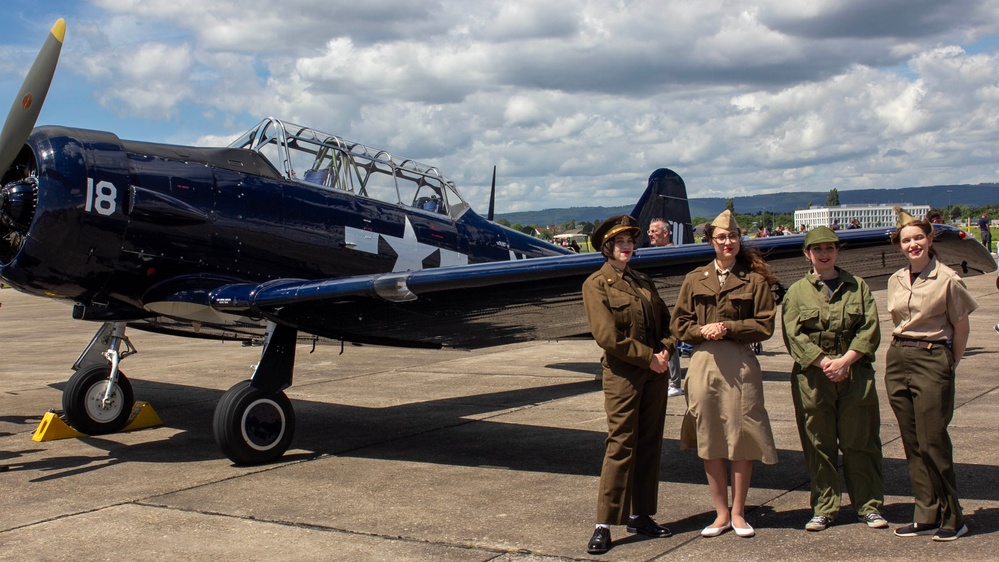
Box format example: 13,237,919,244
130,502,577,560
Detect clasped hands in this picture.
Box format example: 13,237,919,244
818,355,850,382
699,322,727,341
649,349,671,373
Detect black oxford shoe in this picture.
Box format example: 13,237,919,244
627,515,673,538
587,527,611,554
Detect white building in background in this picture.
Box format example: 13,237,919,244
793,204,931,230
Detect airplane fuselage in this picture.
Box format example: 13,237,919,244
0,126,568,328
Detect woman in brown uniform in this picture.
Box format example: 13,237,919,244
886,209,977,542
582,215,676,555
671,210,778,538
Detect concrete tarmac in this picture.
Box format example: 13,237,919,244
1,272,997,561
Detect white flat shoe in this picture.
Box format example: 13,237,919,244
733,522,755,538
701,522,731,537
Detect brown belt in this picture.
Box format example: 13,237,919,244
891,337,948,350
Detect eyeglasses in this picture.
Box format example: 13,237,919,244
711,235,740,243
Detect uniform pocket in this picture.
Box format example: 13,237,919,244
728,290,755,320
844,304,861,329
607,291,633,328
798,307,821,331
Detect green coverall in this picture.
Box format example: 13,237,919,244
781,267,884,518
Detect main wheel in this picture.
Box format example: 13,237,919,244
213,380,295,465
62,365,135,435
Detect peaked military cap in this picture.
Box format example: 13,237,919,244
591,215,640,248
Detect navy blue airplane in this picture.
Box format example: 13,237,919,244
2,20,995,465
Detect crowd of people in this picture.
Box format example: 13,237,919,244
582,208,979,555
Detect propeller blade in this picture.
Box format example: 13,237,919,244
0,18,65,174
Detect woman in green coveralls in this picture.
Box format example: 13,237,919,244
886,209,977,542
781,226,888,532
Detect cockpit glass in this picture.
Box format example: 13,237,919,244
233,118,467,219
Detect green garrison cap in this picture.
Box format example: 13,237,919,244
804,226,839,248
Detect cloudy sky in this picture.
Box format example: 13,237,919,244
2,0,998,212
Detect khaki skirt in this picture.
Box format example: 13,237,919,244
680,339,778,464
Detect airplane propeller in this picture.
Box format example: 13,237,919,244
0,18,65,177
0,19,62,261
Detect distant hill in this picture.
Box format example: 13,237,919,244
496,205,635,226
496,183,999,226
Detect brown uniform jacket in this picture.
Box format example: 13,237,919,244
671,261,775,345
582,262,676,376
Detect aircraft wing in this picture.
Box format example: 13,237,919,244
206,226,994,350
210,251,607,349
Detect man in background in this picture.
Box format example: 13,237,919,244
647,218,674,247
978,212,991,253
647,219,683,397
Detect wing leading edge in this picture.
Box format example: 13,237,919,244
204,225,994,350
210,251,607,349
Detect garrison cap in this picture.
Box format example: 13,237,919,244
894,205,918,229
804,226,839,248
710,209,739,231
591,215,640,248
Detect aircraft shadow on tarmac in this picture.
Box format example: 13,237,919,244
21,375,998,509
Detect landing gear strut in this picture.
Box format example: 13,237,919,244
62,322,136,435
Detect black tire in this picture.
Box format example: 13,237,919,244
213,380,295,465
62,365,135,435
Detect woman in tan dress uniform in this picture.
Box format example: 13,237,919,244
886,209,977,541
582,215,677,555
670,210,778,538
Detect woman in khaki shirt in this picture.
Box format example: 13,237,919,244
671,210,778,539
582,215,676,555
886,209,978,542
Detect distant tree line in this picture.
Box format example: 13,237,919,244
496,194,999,245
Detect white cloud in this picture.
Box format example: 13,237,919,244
6,0,999,212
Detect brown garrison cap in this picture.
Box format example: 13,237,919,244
894,206,918,228
591,215,640,248
710,209,739,231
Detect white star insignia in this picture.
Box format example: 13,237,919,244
344,217,469,272
384,217,438,272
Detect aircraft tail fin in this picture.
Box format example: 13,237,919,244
631,168,695,246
